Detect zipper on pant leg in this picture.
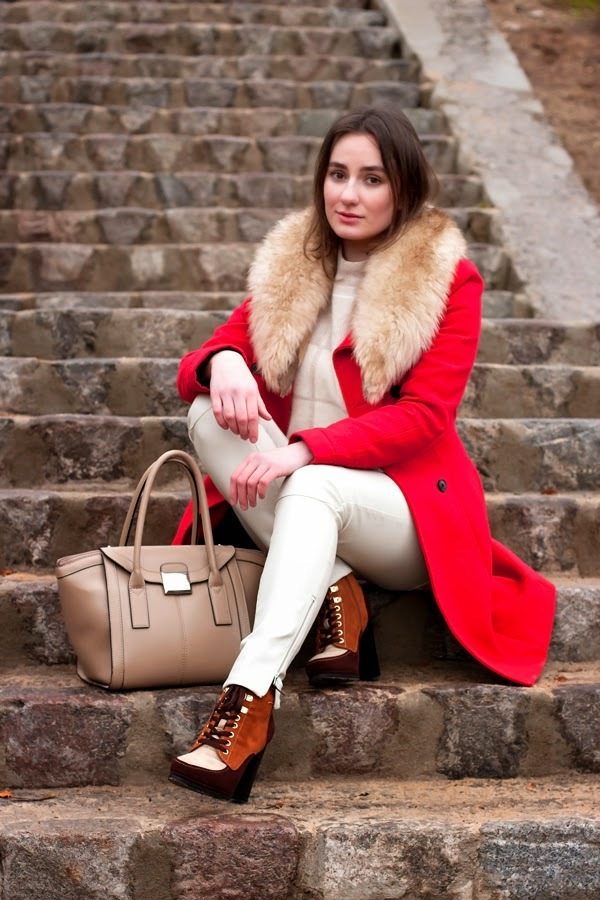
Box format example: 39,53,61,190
274,594,319,683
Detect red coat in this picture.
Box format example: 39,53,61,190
174,208,555,686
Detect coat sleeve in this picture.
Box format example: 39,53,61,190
176,297,257,403
290,260,484,469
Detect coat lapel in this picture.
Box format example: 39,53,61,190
248,206,466,404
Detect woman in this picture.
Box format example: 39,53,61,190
168,106,556,803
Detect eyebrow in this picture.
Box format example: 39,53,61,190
328,162,386,173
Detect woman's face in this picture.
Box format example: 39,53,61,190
323,132,395,260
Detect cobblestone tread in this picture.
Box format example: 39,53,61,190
0,487,598,574
2,574,599,667
0,778,598,900
0,664,599,786
1,414,596,492
0,51,416,80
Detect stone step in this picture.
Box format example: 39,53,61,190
1,415,596,494
458,418,599,491
0,242,511,292
0,23,402,58
0,76,423,110
1,102,443,138
2,569,598,668
0,308,223,358
0,487,597,574
11,0,368,5
2,311,597,365
0,205,496,246
0,663,599,788
0,289,246,312
1,779,599,900
2,2,387,28
464,363,600,419
0,288,533,318
0,170,484,211
0,132,456,175
0,51,416,81
1,357,596,418
479,319,600,365
1,3,386,27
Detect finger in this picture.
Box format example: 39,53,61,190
236,468,250,510
246,395,259,443
233,394,250,441
256,466,277,500
211,392,226,429
246,463,270,507
229,459,247,506
257,395,273,421
231,459,252,509
221,396,239,435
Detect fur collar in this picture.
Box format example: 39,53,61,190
248,206,466,404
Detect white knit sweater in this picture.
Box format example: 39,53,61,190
286,252,366,436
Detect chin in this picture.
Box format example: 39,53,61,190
333,224,366,239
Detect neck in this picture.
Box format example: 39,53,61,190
341,241,370,261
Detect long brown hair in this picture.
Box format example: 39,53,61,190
304,106,439,277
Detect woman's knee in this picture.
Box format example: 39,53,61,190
279,465,342,509
187,396,223,466
187,394,216,439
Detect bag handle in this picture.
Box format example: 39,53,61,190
120,454,201,547
121,451,231,627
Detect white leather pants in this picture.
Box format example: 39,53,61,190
188,395,428,701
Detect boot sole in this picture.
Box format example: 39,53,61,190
168,747,266,804
308,672,380,687
168,772,239,803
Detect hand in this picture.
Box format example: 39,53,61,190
209,350,272,442
230,442,314,510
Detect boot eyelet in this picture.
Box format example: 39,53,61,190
224,740,232,747
338,630,344,637
232,722,238,729
222,749,229,755
234,714,241,721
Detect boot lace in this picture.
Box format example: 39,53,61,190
314,585,344,654
190,685,248,755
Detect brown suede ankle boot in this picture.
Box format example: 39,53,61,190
305,573,380,686
168,684,275,803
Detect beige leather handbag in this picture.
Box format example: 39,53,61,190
56,450,265,690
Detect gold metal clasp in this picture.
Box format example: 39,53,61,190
160,563,192,595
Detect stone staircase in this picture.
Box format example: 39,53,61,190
1,0,600,897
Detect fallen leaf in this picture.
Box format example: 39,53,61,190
527,783,537,792
0,790,57,802
554,675,568,683
0,569,14,577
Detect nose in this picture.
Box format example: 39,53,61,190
340,178,359,204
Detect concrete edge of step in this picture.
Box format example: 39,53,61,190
379,0,600,321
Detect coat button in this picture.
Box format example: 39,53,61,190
437,479,447,492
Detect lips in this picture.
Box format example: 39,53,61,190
337,211,362,222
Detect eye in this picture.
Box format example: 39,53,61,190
328,169,346,181
365,175,382,185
